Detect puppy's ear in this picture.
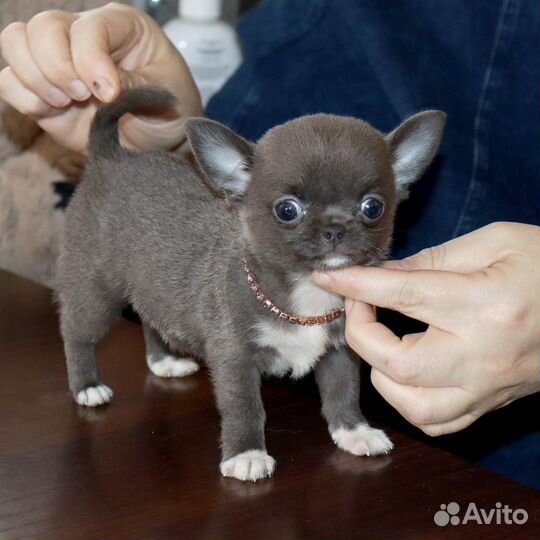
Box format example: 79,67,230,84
385,110,446,199
185,118,254,198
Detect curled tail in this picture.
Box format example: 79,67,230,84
88,86,177,158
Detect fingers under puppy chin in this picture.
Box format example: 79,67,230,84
312,271,332,287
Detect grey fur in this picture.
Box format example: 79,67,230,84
56,86,445,477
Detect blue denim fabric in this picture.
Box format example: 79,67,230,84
480,432,540,490
206,0,540,488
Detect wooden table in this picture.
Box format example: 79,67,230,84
0,269,538,540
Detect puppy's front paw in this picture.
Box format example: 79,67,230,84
147,355,199,378
220,450,276,482
75,384,113,407
331,424,394,456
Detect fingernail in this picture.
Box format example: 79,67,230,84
68,79,91,100
344,298,354,314
47,86,70,107
93,77,115,102
312,272,332,287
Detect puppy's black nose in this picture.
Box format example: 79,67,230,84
322,224,346,246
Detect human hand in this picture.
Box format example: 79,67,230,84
313,222,540,436
0,2,202,154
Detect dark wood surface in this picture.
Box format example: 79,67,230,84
0,269,539,540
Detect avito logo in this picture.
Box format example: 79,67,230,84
434,502,528,526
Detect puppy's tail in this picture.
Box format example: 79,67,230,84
88,86,177,159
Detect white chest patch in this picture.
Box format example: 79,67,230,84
253,276,344,378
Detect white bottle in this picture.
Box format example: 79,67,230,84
163,0,243,106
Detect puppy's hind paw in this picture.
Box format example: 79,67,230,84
75,384,114,407
147,355,200,378
331,424,394,456
220,450,276,482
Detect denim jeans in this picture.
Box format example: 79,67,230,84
207,0,540,488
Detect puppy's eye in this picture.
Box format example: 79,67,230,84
273,196,305,224
358,195,385,222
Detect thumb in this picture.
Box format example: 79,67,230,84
383,223,506,273
69,5,145,102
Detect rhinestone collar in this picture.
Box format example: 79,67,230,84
242,258,345,326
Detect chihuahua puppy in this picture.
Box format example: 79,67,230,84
57,87,445,482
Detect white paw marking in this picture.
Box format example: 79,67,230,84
331,424,394,456
147,355,200,378
220,450,276,482
76,384,113,407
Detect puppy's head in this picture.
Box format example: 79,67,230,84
186,111,445,273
